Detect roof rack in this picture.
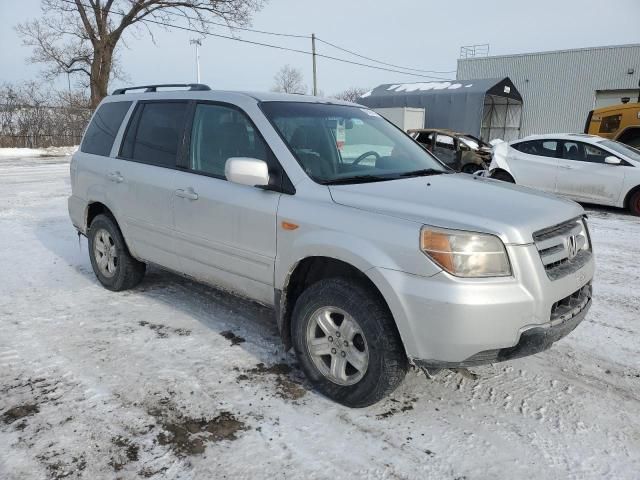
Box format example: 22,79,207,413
111,83,211,95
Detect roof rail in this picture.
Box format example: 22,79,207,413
111,83,211,95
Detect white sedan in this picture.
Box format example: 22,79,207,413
489,133,640,215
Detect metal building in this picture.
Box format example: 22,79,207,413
457,44,640,138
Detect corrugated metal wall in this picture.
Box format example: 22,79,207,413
457,44,640,138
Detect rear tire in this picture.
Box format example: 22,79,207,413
491,169,515,183
88,214,146,291
628,189,640,216
291,278,407,407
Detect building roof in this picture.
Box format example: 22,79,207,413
459,43,640,62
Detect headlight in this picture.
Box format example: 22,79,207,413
420,226,512,277
578,217,591,252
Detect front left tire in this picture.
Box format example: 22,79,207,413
88,214,146,291
291,277,408,407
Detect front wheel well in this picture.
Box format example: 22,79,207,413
278,257,400,353
490,168,515,183
623,185,640,208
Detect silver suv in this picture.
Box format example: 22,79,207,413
68,84,594,407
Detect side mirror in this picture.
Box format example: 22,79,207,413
225,157,270,187
604,155,622,165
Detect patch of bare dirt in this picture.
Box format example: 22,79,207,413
220,330,246,345
138,320,191,338
145,400,248,456
35,451,86,480
155,412,247,455
2,404,39,424
375,396,418,419
239,362,307,401
109,436,139,472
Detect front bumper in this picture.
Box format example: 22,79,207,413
367,243,594,364
415,284,591,368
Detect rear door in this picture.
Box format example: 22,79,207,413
75,101,133,230
172,102,281,304
555,140,625,205
508,139,559,192
116,100,190,271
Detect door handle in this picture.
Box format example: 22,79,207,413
175,188,199,200
559,165,573,170
108,171,124,183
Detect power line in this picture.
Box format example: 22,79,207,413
315,37,456,75
154,6,310,39
58,0,455,80
142,4,455,77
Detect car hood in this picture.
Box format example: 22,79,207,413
328,173,584,245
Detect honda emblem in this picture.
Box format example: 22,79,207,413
566,235,579,260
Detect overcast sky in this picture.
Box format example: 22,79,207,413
1,0,639,96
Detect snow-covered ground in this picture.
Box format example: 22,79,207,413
1,154,638,480
0,146,78,158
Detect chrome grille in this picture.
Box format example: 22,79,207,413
533,217,591,280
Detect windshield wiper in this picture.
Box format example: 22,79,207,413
321,174,397,185
398,168,450,178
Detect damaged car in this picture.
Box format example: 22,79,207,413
489,133,640,215
407,128,492,173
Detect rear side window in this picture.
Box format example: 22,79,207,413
435,134,455,151
416,132,433,144
513,140,557,157
121,102,189,167
81,101,132,156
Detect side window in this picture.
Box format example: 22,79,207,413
517,140,557,157
120,102,189,167
416,132,433,145
511,141,529,153
562,142,609,163
435,134,455,151
599,114,621,134
189,103,269,177
539,140,558,157
81,101,132,156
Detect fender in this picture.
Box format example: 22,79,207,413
490,141,515,179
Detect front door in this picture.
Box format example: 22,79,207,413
509,139,559,192
555,140,625,205
172,102,281,304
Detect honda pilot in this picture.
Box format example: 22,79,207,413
68,84,594,407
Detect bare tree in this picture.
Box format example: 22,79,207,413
332,87,369,103
271,65,306,94
17,0,264,108
0,81,92,148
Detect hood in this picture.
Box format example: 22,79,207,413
328,173,584,245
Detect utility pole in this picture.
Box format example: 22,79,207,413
190,39,202,83
311,33,318,96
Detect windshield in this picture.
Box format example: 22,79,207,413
599,139,640,162
260,102,448,184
